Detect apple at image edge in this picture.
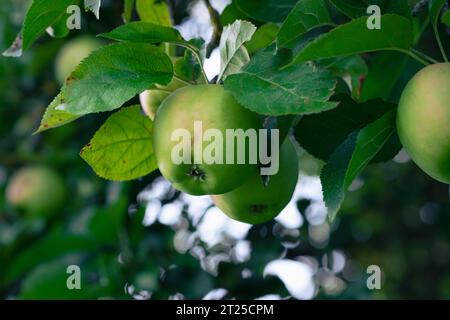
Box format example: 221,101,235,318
397,63,450,184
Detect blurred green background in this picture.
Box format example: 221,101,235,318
0,0,449,300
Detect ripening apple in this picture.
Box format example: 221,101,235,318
397,63,450,184
55,36,102,85
139,77,187,120
6,166,66,218
139,55,204,120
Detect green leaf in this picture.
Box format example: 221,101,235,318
224,46,337,116
288,25,334,56
221,1,253,26
84,0,101,19
359,52,409,102
5,233,98,283
430,0,447,26
19,257,112,299
174,43,205,83
80,106,157,181
136,0,172,26
265,115,301,146
294,95,396,161
370,132,402,163
187,38,207,64
48,15,70,39
443,9,450,27
235,0,298,23
321,55,368,99
328,0,411,19
100,22,182,43
61,42,173,115
100,24,208,84
35,93,80,133
123,0,135,22
321,110,396,221
430,0,448,62
277,0,333,49
245,23,279,54
217,20,257,82
88,196,128,245
176,38,208,83
291,14,413,65
22,0,80,50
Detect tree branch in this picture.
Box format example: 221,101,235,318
203,0,222,57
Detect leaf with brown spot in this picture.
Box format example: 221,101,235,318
35,93,80,134
80,106,157,181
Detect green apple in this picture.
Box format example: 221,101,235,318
397,63,450,184
55,36,102,85
140,54,205,120
139,77,188,120
211,138,299,224
6,166,66,218
153,84,262,195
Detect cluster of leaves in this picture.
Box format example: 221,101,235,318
4,0,450,223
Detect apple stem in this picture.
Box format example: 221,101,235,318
400,49,431,66
175,43,210,84
411,48,440,64
434,24,449,62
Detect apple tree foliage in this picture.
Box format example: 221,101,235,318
3,0,450,221
1,0,450,301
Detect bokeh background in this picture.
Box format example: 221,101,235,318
0,0,449,300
